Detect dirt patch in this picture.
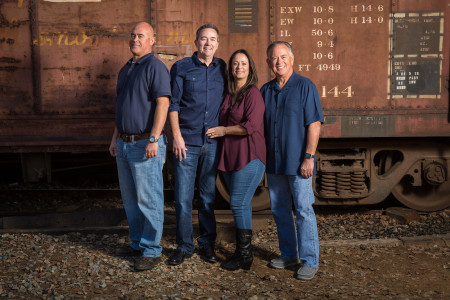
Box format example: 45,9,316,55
1,227,449,299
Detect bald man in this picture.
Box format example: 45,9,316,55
109,22,171,271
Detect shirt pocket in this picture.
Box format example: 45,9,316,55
185,73,201,94
284,95,301,117
211,74,225,90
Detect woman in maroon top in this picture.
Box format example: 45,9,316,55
206,49,266,271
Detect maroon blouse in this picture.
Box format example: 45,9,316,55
217,85,266,172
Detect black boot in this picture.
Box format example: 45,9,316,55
221,229,253,271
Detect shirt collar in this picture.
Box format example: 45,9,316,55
127,52,155,65
269,71,298,91
192,51,218,67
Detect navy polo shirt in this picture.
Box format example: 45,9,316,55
169,52,226,146
261,72,323,175
115,52,171,134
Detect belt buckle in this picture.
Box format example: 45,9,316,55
121,134,133,143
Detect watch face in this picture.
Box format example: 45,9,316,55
149,136,156,143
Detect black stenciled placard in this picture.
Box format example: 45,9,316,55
391,12,442,96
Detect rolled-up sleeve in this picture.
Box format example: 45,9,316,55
169,62,183,113
240,87,265,136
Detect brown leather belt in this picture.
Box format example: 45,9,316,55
119,131,163,143
119,133,150,143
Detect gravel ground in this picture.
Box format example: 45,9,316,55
1,208,449,299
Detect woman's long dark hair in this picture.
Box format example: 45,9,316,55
227,49,258,102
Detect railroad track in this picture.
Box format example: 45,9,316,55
1,186,437,234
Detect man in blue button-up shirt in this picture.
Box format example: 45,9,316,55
261,41,323,280
167,23,226,266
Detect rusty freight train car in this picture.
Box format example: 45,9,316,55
0,0,449,211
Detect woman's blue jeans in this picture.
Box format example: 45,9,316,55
172,143,218,254
115,137,166,258
222,159,265,230
267,174,319,268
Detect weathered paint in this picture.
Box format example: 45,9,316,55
0,0,449,151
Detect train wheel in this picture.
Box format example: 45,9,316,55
215,173,271,211
384,152,450,212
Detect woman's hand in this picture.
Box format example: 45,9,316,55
206,126,227,138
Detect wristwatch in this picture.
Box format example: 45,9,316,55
148,136,158,143
305,153,315,159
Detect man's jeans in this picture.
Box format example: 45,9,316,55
115,136,166,257
173,143,218,254
222,159,265,230
267,174,319,268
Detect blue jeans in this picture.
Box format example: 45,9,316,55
267,174,319,268
115,136,166,257
222,159,265,230
173,143,218,253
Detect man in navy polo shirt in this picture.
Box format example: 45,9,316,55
167,23,226,266
261,41,323,280
109,22,171,271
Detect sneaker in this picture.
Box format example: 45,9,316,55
296,266,318,280
269,257,299,269
134,256,161,271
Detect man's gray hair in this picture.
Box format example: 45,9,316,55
195,23,220,41
266,41,294,57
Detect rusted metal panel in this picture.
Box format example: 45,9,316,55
152,0,270,82
271,0,391,111
270,0,450,138
36,0,146,115
389,0,450,136
0,0,449,153
0,0,34,115
0,0,149,150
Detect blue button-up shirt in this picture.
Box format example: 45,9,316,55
261,72,323,175
169,52,226,146
116,52,171,134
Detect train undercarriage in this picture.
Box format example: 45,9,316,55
216,138,450,212
5,138,449,213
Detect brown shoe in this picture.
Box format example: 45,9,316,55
115,245,141,257
134,256,161,271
